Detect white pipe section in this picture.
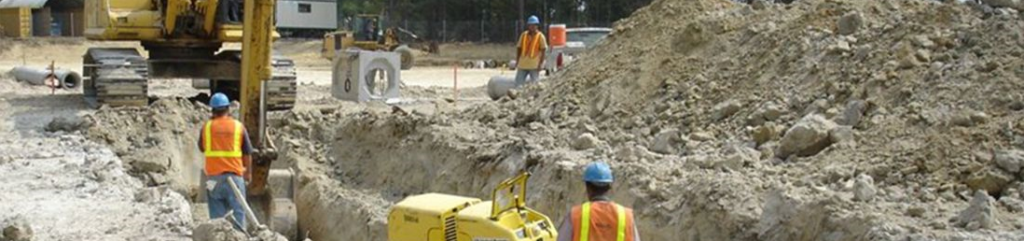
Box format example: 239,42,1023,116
486,75,516,100
11,67,81,89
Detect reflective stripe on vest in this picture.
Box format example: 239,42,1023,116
203,119,243,158
577,202,628,241
519,32,542,58
580,202,591,241
615,204,626,241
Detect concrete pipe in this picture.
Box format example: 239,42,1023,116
11,66,82,89
486,76,516,100
332,50,402,102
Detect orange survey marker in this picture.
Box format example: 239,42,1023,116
46,61,57,94
453,64,459,104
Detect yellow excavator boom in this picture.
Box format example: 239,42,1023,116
241,0,274,194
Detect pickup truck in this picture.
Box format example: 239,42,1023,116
543,27,612,75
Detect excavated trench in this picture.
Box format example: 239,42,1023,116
83,96,1021,241
74,0,1024,239
270,109,879,241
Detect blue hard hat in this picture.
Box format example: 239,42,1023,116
210,93,230,109
527,15,540,25
583,162,613,184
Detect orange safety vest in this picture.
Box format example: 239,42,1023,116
570,201,635,241
519,31,544,58
202,116,245,176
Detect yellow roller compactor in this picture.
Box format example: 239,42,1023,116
388,173,558,241
85,0,299,238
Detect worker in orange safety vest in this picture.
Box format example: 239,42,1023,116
557,161,640,241
514,15,547,87
197,92,254,231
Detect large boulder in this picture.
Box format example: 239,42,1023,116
777,114,836,157
836,100,867,126
132,155,170,173
999,196,1024,213
2,216,33,241
981,0,1024,11
852,174,877,202
837,11,863,35
689,131,715,142
712,100,743,121
192,218,247,241
828,126,856,147
44,117,88,133
573,133,603,150
747,103,785,126
751,123,782,145
253,229,289,241
954,190,998,231
966,167,1015,196
649,128,683,154
995,149,1024,174
719,144,759,171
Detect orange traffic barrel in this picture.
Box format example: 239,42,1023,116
549,24,567,47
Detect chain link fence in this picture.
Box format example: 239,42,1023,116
394,20,612,43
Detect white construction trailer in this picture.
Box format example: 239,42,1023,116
276,0,336,38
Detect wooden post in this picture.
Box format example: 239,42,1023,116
453,64,458,104
48,61,56,94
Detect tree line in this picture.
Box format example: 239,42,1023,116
338,0,654,42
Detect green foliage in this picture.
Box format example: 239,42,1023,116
339,0,653,42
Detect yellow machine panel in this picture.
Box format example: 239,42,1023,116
0,7,32,38
80,0,294,109
388,173,558,241
84,0,251,42
84,0,161,40
389,194,482,241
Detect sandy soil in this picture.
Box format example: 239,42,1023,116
19,1,1024,240
0,37,502,240
0,80,193,240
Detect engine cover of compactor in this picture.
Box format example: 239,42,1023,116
387,173,558,241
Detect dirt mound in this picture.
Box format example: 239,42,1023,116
286,0,1024,240
57,0,1024,240
84,98,210,198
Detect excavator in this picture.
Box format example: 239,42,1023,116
84,0,299,238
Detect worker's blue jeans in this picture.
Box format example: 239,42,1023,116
208,173,246,231
514,69,541,87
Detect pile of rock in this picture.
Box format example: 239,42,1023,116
1,216,33,241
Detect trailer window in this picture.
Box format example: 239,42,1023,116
298,3,311,13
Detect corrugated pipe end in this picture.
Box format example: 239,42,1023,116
61,72,81,89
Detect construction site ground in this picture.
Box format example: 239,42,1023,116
0,38,500,240
5,0,1024,240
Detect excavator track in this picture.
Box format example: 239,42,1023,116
267,57,298,111
83,48,149,108
211,51,297,111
